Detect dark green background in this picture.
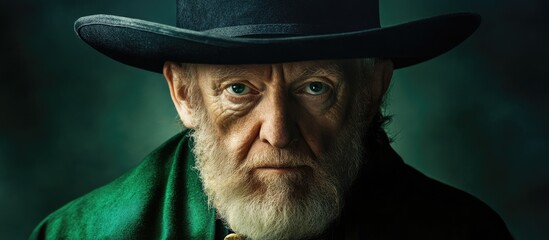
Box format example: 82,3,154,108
1,0,548,239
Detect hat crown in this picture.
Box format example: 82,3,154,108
176,0,380,37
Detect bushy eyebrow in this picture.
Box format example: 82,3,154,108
295,63,345,80
208,66,257,80
207,62,346,81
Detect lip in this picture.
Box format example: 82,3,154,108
253,165,309,174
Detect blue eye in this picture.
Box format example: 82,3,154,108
226,83,250,95
304,82,328,95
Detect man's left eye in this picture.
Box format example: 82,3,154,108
226,83,250,95
304,82,329,95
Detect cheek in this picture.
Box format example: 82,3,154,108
297,111,347,159
299,98,350,158
219,114,262,162
199,91,264,163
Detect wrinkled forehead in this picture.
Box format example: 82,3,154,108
194,59,365,82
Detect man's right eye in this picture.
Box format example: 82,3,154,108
226,83,250,95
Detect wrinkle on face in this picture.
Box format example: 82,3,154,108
192,59,364,164
197,67,255,131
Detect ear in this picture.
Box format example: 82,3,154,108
371,59,394,105
163,61,197,129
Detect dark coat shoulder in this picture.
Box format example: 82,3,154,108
338,142,514,239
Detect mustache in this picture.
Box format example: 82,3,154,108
239,148,318,171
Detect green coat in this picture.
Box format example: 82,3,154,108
30,130,514,239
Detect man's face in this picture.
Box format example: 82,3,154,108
165,59,392,240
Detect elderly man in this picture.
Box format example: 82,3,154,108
30,0,513,239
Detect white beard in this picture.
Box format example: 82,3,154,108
189,109,367,240
186,76,375,239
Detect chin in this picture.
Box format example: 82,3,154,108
215,172,341,240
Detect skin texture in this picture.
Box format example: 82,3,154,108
163,59,393,240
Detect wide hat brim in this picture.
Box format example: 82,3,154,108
74,12,480,73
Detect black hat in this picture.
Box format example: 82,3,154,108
74,0,481,73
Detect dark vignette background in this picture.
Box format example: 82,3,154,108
1,0,548,239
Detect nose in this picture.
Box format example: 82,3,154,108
259,91,297,149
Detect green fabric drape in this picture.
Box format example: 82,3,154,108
29,130,227,239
